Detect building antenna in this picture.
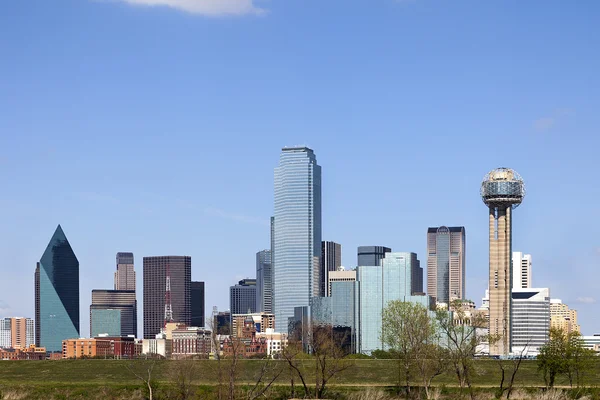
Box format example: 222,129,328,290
164,264,173,327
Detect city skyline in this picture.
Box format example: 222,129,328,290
1,1,600,336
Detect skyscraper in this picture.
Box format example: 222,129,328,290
357,252,430,354
115,252,135,291
230,279,257,315
256,250,273,313
550,299,580,334
481,168,526,356
143,256,191,338
90,290,137,337
426,226,466,304
321,241,341,296
273,147,322,331
191,281,205,327
34,225,79,352
357,246,391,267
512,252,532,289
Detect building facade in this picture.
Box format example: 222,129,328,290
62,338,113,359
357,246,391,267
171,327,212,359
511,288,550,355
550,299,580,334
231,313,275,338
327,269,356,297
426,226,466,304
273,147,322,332
256,250,273,313
230,279,257,315
90,290,137,337
321,241,342,297
191,281,205,328
115,252,135,291
143,256,192,338
512,252,532,289
357,252,430,354
35,225,79,352
0,317,34,349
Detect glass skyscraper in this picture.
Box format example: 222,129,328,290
256,250,272,313
35,225,80,352
357,252,429,354
357,246,391,267
273,147,322,332
426,226,466,304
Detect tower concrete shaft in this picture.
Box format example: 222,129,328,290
488,206,512,356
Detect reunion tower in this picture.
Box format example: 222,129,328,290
481,168,525,356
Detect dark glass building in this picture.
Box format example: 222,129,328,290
143,256,191,338
90,290,137,337
191,281,205,327
357,246,391,267
34,225,79,352
321,241,342,296
230,279,257,315
256,250,272,313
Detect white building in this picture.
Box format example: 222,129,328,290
582,335,600,352
256,328,288,358
512,252,532,289
511,288,550,356
142,338,171,358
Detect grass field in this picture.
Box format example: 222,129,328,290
2,359,600,399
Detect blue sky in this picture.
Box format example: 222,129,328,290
1,0,599,337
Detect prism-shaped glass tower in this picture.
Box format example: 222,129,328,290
35,225,80,352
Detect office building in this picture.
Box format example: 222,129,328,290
171,327,212,359
90,290,137,337
0,317,34,349
426,226,466,304
481,168,526,356
0,319,10,348
550,299,580,334
115,252,135,291
357,252,430,354
327,269,356,297
321,241,341,296
213,310,231,335
273,147,322,331
35,225,79,352
191,281,205,328
256,250,273,313
512,252,532,289
511,288,550,355
230,279,257,315
143,256,191,338
357,246,391,267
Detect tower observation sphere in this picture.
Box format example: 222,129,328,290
481,168,525,209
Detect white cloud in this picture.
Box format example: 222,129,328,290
204,207,269,226
576,296,596,304
0,300,10,313
117,0,267,16
533,108,574,132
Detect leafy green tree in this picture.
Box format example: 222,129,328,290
537,328,568,388
381,300,437,397
565,331,596,388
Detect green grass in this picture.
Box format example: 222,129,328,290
3,359,600,399
2,358,600,387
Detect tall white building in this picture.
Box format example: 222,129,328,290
0,319,11,348
512,252,532,289
511,287,550,355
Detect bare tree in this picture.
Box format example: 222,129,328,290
312,324,352,399
168,359,198,400
126,360,157,400
281,338,310,398
496,343,529,399
416,343,449,399
245,356,284,400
